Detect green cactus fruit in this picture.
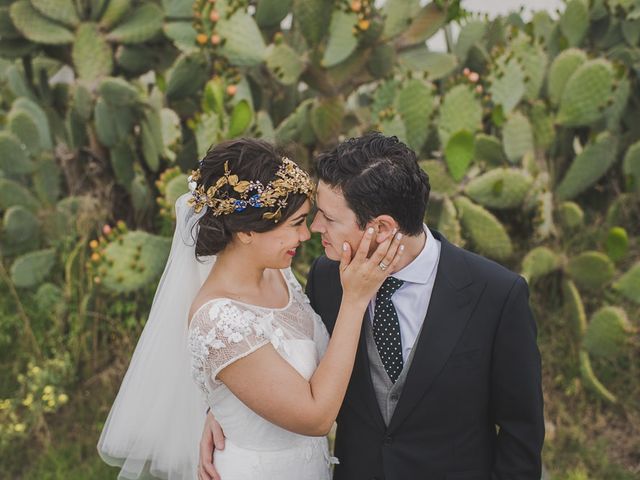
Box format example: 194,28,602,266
217,9,267,67
436,196,464,246
382,0,420,39
557,59,615,127
368,44,396,79
293,0,330,45
398,49,458,80
165,52,209,101
101,231,170,293
9,0,74,44
0,179,39,211
511,34,547,100
530,102,555,152
8,109,41,155
396,79,433,152
396,1,447,48
0,131,34,174
12,98,53,150
256,0,292,28
33,156,61,206
99,0,131,30
488,52,525,114
454,196,513,260
454,20,486,62
521,247,562,284
31,0,80,27
0,6,21,39
418,160,457,197
558,201,584,230
562,279,587,338
584,306,633,360
99,77,140,106
444,130,474,182
502,112,534,164
72,23,113,81
556,132,618,200
567,251,615,290
322,10,358,68
605,227,628,262
266,43,305,86
438,84,482,146
311,97,344,145
622,140,640,192
106,2,163,44
560,0,589,46
10,248,56,288
110,141,135,189
3,205,39,247
612,263,640,305
465,168,533,209
579,350,617,403
547,48,587,106
474,134,507,166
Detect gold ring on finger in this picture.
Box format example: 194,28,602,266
378,261,388,271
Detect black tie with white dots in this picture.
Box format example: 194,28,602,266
372,277,404,383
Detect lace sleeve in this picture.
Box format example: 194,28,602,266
188,299,272,388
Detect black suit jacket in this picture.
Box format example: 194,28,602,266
305,230,544,480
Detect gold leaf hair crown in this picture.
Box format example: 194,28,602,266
187,157,314,222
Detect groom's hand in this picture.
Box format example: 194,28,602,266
198,411,225,480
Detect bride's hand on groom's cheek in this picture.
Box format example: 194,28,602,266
199,411,225,480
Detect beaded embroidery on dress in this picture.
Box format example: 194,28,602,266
188,268,334,479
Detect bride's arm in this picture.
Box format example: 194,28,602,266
218,228,404,436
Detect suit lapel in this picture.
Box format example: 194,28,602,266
387,232,485,434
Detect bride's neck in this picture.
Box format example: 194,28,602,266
209,244,268,291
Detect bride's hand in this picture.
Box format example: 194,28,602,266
339,227,404,306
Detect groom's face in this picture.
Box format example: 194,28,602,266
310,181,369,261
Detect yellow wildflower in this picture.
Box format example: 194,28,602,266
14,423,26,433
22,394,33,407
58,394,69,405
43,385,54,395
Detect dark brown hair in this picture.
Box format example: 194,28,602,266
194,138,309,259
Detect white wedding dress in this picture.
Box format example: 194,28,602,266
187,268,336,479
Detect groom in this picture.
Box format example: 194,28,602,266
199,133,544,479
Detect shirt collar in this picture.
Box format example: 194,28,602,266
392,225,439,285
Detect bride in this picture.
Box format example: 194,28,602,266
98,138,404,479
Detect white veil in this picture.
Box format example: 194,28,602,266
98,193,215,479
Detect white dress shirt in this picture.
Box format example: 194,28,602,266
368,225,441,362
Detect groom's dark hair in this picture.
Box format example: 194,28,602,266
314,132,430,236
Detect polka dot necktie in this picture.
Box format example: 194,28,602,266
373,277,404,383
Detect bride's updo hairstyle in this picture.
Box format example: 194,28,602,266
192,138,311,258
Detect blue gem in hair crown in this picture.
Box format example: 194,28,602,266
187,157,314,222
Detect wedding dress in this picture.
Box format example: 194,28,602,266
188,268,336,479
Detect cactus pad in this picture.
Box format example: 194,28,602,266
547,48,587,106
9,0,74,45
454,196,513,260
266,43,305,86
579,350,617,403
0,131,34,174
217,9,267,67
562,279,587,338
438,84,482,146
622,140,640,192
106,3,163,44
322,10,358,68
584,306,633,360
557,59,615,127
100,231,171,293
474,134,507,166
418,160,457,197
612,263,640,305
73,23,113,81
444,130,474,181
502,112,534,164
10,248,56,288
465,168,533,209
558,201,584,230
397,79,433,152
556,132,618,200
567,251,615,290
521,246,562,283
560,0,589,46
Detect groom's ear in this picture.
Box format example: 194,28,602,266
372,215,398,243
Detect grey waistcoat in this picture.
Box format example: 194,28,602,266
364,317,423,426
